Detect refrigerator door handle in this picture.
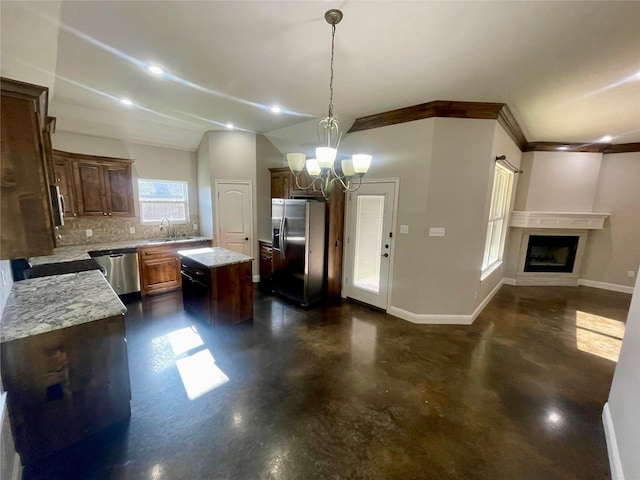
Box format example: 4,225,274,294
281,217,287,259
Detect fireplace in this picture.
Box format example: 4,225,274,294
524,235,579,273
514,229,588,286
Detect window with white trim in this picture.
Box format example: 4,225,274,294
481,163,514,280
138,179,189,224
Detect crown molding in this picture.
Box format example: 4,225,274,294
348,100,526,149
347,100,638,155
523,142,640,154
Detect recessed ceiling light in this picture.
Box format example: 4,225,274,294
120,98,133,106
226,123,234,130
600,135,613,143
146,65,165,75
271,106,281,114
557,146,568,150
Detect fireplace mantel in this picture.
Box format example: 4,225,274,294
510,211,609,229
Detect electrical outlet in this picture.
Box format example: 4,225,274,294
129,227,135,234
429,227,445,237
628,271,635,278
400,225,409,234
193,223,198,231
85,229,93,238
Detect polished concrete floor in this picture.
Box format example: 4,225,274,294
23,285,630,480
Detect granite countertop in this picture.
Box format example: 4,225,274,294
178,247,253,269
29,236,212,266
1,271,127,343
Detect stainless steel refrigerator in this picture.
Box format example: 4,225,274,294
271,199,326,306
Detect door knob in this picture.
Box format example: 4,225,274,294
382,253,389,258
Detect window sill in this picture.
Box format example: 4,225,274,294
481,261,503,282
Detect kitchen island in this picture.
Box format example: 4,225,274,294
178,247,253,325
0,271,130,464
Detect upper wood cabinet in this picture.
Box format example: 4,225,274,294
269,168,291,199
52,151,77,218
269,167,322,199
54,150,135,217
0,78,55,259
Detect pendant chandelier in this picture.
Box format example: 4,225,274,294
286,9,372,199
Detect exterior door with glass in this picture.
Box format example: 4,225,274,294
344,181,396,310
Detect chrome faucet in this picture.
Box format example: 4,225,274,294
159,217,172,238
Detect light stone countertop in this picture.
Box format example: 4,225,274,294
178,247,253,269
29,236,212,266
0,271,127,343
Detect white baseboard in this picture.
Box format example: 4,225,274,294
11,454,21,480
579,279,634,294
470,279,505,323
387,280,506,325
503,278,516,286
252,275,260,283
603,403,625,480
387,305,473,325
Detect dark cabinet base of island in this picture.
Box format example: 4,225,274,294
0,314,131,464
181,257,253,325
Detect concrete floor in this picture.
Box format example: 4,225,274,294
23,285,630,479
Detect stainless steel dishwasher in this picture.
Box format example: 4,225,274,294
89,248,141,295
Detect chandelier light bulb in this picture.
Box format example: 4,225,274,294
286,153,306,174
341,159,355,177
316,147,337,169
352,154,372,174
306,159,321,177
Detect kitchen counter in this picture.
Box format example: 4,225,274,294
0,270,126,343
29,236,212,266
178,247,253,268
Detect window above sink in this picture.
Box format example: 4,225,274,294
138,179,189,224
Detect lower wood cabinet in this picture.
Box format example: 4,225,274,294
0,315,131,464
258,240,272,291
139,241,210,296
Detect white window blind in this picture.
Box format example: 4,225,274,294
481,163,514,280
138,179,189,224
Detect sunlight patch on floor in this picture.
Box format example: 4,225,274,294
575,310,625,362
154,326,229,399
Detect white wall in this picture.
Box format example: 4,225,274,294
53,131,199,216
605,273,640,480
256,135,286,240
340,118,435,314
196,134,213,238
197,131,258,275
340,117,509,319
515,151,602,212
582,152,640,288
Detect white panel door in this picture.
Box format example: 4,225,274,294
215,181,253,256
344,181,396,310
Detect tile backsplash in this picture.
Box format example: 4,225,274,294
56,215,201,246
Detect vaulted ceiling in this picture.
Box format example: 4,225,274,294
2,1,639,151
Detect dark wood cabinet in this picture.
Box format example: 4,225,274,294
181,256,253,325
72,156,135,217
270,168,291,199
269,167,323,199
139,240,210,296
0,314,131,464
0,78,55,259
258,240,273,291
53,152,77,217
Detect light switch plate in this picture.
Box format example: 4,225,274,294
85,229,93,237
429,227,445,237
628,271,635,278
400,225,409,234
129,227,135,234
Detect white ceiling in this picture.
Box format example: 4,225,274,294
2,1,639,151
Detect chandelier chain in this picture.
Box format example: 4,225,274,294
328,23,336,119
